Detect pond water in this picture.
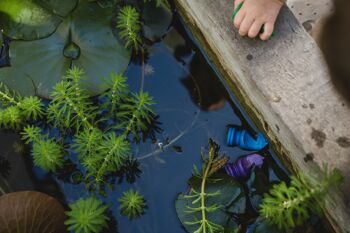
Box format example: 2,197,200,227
0,11,331,233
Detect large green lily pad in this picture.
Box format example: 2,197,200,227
175,174,241,233
0,1,131,98
0,0,78,40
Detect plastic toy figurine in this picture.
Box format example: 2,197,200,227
226,125,268,150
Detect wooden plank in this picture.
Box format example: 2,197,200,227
174,0,350,232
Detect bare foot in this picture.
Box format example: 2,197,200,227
233,0,285,40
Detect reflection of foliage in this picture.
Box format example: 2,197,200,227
0,156,11,178
116,157,142,184
260,166,343,230
12,141,25,154
119,189,147,219
117,6,142,52
65,197,109,233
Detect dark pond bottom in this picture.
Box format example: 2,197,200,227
0,13,332,233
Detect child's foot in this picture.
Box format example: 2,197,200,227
233,0,284,40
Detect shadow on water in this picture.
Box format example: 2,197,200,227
0,12,331,233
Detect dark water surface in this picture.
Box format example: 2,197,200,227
0,13,331,233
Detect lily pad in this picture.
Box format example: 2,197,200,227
0,191,67,233
143,1,172,42
0,0,78,40
175,174,241,233
0,1,131,98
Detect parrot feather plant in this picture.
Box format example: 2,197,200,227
0,66,157,192
260,165,343,230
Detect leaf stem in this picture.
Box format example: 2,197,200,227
95,142,120,183
199,147,215,233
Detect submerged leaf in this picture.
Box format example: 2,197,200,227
175,174,241,233
0,191,67,233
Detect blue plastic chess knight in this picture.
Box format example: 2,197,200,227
226,125,268,151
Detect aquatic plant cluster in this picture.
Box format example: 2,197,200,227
176,135,343,232
0,0,173,231
0,66,152,228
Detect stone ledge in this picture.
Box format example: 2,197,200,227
174,0,350,232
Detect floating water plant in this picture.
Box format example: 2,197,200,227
119,189,147,219
65,197,109,233
176,139,242,233
117,6,142,52
0,83,45,130
21,126,64,172
0,65,156,186
47,67,97,131
260,166,343,230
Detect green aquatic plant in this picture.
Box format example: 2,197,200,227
47,67,96,131
100,73,128,114
65,197,109,233
93,133,131,183
21,126,64,172
119,189,147,219
72,128,103,159
117,5,142,52
0,82,20,106
31,140,64,172
0,106,22,130
260,166,343,230
73,129,131,184
18,96,45,121
178,139,232,233
0,83,45,130
117,92,156,141
0,97,45,130
21,125,43,143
